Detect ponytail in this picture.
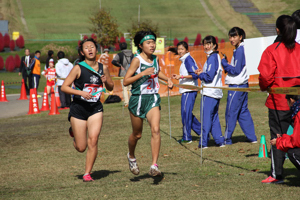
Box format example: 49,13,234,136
276,15,297,50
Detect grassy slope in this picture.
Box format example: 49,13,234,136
15,0,260,41
0,92,299,199
2,0,299,41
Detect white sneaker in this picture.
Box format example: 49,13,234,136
149,164,162,176
127,153,139,175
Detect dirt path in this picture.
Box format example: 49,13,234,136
0,93,43,119
16,0,29,32
198,0,228,35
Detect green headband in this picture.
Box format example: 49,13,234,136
139,35,156,44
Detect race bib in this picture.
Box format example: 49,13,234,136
141,76,160,94
81,83,103,102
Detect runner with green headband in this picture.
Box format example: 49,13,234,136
123,30,173,176
61,38,114,182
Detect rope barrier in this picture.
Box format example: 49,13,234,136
4,81,22,85
158,80,300,95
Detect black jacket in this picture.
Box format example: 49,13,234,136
19,55,33,75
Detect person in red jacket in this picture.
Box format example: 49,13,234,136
270,92,300,170
258,15,300,184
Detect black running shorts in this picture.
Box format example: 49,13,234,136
68,99,103,121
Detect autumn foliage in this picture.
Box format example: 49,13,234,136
90,8,121,48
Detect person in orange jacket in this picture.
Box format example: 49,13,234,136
29,50,41,95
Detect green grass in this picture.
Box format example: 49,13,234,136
11,0,261,41
0,86,300,199
3,0,300,43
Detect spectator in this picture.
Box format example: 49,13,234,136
221,27,257,145
292,9,300,44
19,48,33,95
45,50,54,70
56,51,73,109
259,15,300,184
270,90,300,171
29,50,41,97
111,42,134,107
41,58,56,95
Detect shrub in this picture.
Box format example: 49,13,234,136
16,35,25,48
9,40,15,51
119,36,126,43
4,33,10,48
173,38,179,46
5,55,15,72
0,56,4,70
91,33,97,41
15,54,21,68
183,37,188,44
114,43,120,51
0,35,4,52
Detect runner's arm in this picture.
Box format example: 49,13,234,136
123,57,154,86
158,71,173,89
102,65,114,91
61,65,92,100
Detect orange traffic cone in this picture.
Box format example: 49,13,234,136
40,87,49,111
0,80,9,102
18,79,28,100
27,88,40,114
49,87,60,115
55,87,61,108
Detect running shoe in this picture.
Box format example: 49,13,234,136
69,127,74,138
178,139,192,144
127,153,139,175
261,176,284,184
149,164,162,176
83,173,94,182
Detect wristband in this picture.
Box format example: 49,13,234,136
181,75,183,79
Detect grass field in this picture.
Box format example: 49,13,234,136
1,83,300,199
2,0,264,41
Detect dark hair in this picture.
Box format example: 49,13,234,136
228,27,246,42
35,50,41,54
134,30,157,53
48,50,54,57
286,85,300,101
119,42,127,50
177,41,189,50
78,38,98,61
202,35,218,50
292,9,300,29
57,51,65,59
276,15,297,49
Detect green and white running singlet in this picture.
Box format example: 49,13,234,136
128,54,161,118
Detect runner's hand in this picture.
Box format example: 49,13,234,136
142,67,155,76
101,75,107,83
167,78,173,89
81,91,93,100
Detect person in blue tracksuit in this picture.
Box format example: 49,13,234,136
195,36,225,148
172,41,201,143
221,27,257,145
